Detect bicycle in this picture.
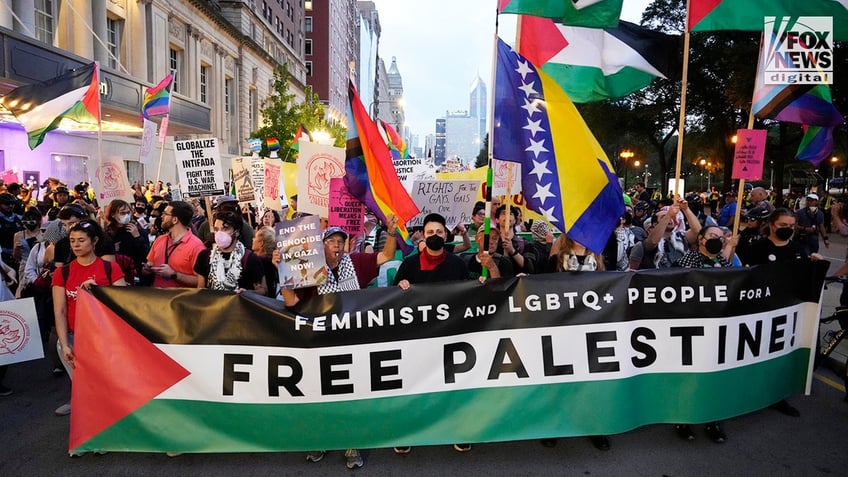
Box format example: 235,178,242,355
817,276,848,402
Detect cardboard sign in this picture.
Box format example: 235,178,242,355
492,159,522,196
0,297,43,366
275,215,328,290
231,157,255,203
263,159,283,211
407,180,481,230
394,156,436,192
296,141,346,217
732,129,767,181
139,118,158,166
92,157,134,205
328,178,364,238
174,138,226,198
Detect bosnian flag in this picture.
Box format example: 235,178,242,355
0,63,100,150
518,16,679,103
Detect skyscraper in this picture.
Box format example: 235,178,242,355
469,76,487,145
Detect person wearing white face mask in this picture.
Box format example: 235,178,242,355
103,199,150,285
794,193,829,257
194,210,266,294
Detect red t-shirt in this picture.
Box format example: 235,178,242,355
52,257,124,331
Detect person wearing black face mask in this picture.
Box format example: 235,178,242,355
742,207,822,419
394,213,470,291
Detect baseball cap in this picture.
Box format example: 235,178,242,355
323,226,348,241
54,186,70,194
213,195,238,208
634,201,650,211
747,206,770,221
807,193,819,201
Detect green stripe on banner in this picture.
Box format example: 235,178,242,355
77,350,809,453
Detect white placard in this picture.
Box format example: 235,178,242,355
92,156,134,205
173,138,226,198
394,157,436,192
492,159,522,196
139,118,157,166
296,141,346,217
407,180,481,230
231,157,255,203
0,297,43,366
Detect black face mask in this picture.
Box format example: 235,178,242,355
135,206,147,214
705,238,723,255
775,227,794,241
425,235,445,251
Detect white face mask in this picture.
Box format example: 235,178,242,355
118,214,132,225
809,206,818,213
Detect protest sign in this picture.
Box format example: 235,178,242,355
275,215,327,289
0,298,42,366
70,260,826,453
407,180,481,229
139,118,157,166
492,159,522,196
252,158,265,200
732,129,767,181
0,169,19,185
394,156,435,192
231,157,255,203
91,157,133,205
174,138,226,198
296,142,346,216
328,178,364,238
263,159,283,211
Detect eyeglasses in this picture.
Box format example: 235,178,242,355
475,211,486,217
22,220,38,226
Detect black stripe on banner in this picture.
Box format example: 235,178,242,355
605,20,682,81
90,260,827,348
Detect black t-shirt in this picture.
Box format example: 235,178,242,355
54,235,116,264
393,253,469,285
194,248,265,290
742,237,804,265
0,212,22,254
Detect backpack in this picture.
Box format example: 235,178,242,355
62,259,114,284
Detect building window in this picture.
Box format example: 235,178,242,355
125,161,144,185
305,16,312,33
248,89,257,131
305,61,312,77
106,17,123,70
34,0,55,44
169,47,181,93
199,65,208,103
224,78,231,114
305,39,312,56
305,0,313,11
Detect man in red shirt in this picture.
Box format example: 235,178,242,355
143,201,206,288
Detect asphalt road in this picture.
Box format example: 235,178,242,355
2,236,848,476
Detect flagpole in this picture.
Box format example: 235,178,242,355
481,8,502,279
731,32,766,238
154,70,175,190
672,0,692,200
95,62,104,195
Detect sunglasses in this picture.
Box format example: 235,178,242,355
22,220,38,226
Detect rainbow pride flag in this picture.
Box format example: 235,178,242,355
345,81,419,240
266,137,280,151
379,120,410,159
141,73,173,119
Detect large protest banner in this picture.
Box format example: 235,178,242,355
407,180,480,229
0,297,42,366
174,138,226,198
91,156,134,205
67,260,826,454
296,141,345,216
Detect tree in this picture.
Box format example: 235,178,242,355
475,134,489,168
250,64,346,161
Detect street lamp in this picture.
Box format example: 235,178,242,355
620,149,634,187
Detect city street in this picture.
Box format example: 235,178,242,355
2,238,848,476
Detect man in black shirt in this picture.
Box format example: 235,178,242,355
394,213,469,288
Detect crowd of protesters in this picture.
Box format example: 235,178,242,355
0,175,839,468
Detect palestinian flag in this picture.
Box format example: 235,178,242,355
689,0,848,40
499,0,623,28
68,260,824,454
518,17,680,103
0,63,100,149
289,124,313,152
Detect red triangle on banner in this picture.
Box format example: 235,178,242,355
69,291,190,451
518,15,569,67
